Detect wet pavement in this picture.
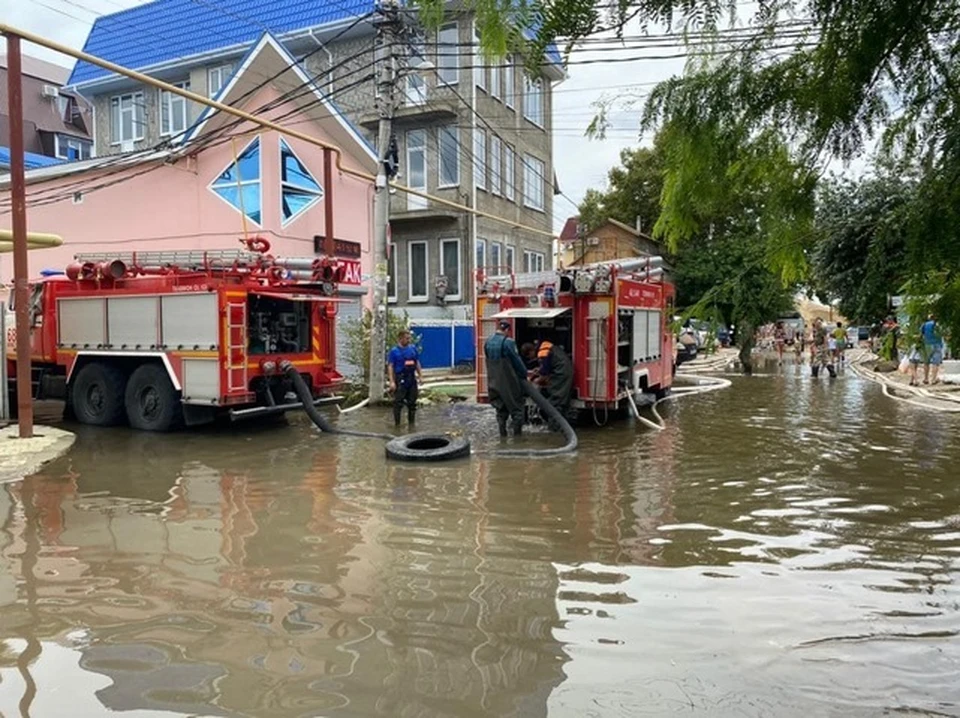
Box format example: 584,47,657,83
0,359,958,717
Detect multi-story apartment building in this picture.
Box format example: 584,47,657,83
66,0,562,319
1,53,93,169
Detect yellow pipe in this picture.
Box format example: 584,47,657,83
0,229,62,252
0,23,555,239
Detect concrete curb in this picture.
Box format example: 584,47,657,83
0,425,76,483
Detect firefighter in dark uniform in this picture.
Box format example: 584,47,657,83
484,320,528,436
388,330,422,426
524,339,574,430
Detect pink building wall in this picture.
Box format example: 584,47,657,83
1,112,374,301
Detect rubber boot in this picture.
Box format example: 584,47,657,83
827,365,837,378
512,418,524,436
408,407,416,425
811,365,819,378
393,404,402,426
497,416,508,437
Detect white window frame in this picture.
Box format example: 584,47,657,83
109,91,144,146
437,23,459,85
279,136,324,227
490,135,502,196
523,154,545,212
55,134,91,161
474,29,485,92
490,62,501,101
505,245,516,272
474,129,487,191
160,81,190,137
523,76,544,127
504,57,515,109
476,237,487,274
208,64,233,98
408,240,429,303
504,143,516,201
440,238,462,301
208,134,263,228
388,242,398,302
406,129,427,209
523,250,546,273
490,241,503,272
438,125,460,188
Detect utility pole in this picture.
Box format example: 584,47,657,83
4,33,34,437
368,0,401,403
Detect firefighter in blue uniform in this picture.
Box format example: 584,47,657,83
483,320,528,436
388,330,422,426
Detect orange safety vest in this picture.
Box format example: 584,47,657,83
537,341,553,360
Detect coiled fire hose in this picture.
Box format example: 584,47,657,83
282,362,394,440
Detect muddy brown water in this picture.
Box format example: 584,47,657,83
0,362,958,717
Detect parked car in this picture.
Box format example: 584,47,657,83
676,330,699,366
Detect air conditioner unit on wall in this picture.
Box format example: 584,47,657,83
41,84,60,99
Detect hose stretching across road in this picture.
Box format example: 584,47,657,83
282,362,395,440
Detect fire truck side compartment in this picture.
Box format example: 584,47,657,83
160,294,219,349
182,359,220,403
108,297,160,348
58,298,106,347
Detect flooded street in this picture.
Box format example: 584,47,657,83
1,363,958,717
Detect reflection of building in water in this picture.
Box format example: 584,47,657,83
0,440,568,717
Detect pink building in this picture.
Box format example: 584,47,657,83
0,35,377,317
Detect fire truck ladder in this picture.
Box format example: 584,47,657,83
226,300,248,395
75,249,263,272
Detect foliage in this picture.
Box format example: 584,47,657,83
578,137,796,371
342,309,415,382
578,147,665,233
810,172,911,325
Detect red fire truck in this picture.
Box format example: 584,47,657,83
4,242,360,431
475,256,675,418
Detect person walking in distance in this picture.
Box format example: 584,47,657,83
484,320,528,436
909,313,945,386
388,330,422,427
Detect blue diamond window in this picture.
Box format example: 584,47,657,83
280,138,323,225
211,136,261,225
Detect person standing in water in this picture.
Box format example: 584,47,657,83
388,330,422,427
484,321,528,436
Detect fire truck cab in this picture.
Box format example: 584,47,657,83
475,256,675,419
4,245,356,431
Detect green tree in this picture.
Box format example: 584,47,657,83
578,147,664,233
811,173,911,325
580,138,797,372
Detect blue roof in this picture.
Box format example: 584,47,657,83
67,0,563,87
67,0,375,86
0,147,64,170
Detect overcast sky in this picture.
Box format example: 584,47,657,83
3,0,689,231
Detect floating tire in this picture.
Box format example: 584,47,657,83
385,432,471,462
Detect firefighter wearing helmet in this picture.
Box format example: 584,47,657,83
484,320,528,436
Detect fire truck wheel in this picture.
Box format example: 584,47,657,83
125,363,183,432
71,362,127,427
385,433,471,462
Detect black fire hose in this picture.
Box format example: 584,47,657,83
487,381,578,457
282,362,394,440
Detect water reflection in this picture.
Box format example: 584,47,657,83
0,366,956,716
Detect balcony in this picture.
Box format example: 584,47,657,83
388,205,463,224
358,98,458,130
